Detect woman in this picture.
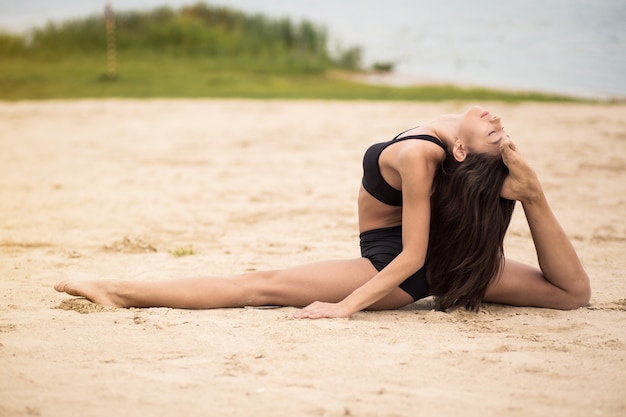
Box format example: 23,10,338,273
54,105,591,318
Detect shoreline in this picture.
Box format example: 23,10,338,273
348,71,625,102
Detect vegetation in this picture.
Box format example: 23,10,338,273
0,3,581,102
169,245,195,257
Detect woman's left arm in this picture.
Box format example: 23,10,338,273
484,141,591,309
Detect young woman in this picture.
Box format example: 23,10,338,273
54,105,591,318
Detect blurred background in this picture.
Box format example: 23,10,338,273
1,0,625,100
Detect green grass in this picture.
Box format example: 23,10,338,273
0,54,581,101
169,245,195,257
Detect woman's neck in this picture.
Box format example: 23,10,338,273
429,114,461,150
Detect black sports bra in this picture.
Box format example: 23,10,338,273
362,133,447,206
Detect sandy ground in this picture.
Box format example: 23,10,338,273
0,99,625,417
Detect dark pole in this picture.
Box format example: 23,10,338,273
104,2,117,79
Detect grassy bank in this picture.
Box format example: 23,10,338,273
0,3,581,102
0,55,578,101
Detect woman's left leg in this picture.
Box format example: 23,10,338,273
486,141,591,310
55,258,414,310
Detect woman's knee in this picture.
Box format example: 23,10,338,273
239,269,287,306
563,274,591,310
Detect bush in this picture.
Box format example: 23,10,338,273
1,2,358,73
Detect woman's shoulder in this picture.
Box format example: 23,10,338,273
393,133,446,164
396,142,444,172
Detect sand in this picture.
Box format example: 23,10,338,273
0,99,624,417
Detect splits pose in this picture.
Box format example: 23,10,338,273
55,105,590,319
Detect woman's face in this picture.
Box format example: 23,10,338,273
457,106,510,157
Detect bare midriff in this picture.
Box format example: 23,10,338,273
357,185,403,233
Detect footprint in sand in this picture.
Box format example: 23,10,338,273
0,324,17,333
587,299,626,311
102,236,157,254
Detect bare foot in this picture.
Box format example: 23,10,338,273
499,140,541,202
54,280,125,308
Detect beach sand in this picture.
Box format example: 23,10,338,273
0,99,624,417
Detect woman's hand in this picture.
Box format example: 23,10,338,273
293,301,353,319
500,140,542,202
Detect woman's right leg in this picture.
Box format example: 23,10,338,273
54,257,414,311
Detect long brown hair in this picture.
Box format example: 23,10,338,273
426,151,515,311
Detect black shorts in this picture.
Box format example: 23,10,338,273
359,226,429,301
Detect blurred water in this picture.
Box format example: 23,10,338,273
1,0,625,98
